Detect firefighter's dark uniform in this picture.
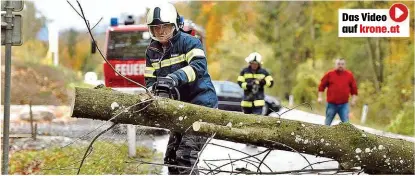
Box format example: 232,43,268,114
237,66,274,114
144,30,218,174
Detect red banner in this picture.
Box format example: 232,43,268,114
103,60,146,88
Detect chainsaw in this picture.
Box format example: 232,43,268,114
246,80,260,101
151,77,181,100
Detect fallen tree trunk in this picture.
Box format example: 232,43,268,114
71,87,414,174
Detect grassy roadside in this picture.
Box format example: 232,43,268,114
9,141,162,175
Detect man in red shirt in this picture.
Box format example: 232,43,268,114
318,58,358,126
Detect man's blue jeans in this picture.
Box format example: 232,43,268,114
325,103,349,126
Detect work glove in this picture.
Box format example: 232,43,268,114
259,79,266,86
252,84,260,92
157,75,178,89
147,84,154,93
246,82,254,90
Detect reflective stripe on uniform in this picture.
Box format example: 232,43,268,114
145,67,156,78
254,74,265,79
237,76,245,82
265,75,273,86
241,82,247,89
181,66,196,82
185,48,205,63
253,100,265,107
243,73,265,79
151,55,186,69
241,101,253,107
244,73,253,79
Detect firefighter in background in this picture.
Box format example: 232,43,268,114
237,52,274,115
144,3,218,175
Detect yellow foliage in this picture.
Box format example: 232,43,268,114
321,24,334,32
201,2,215,14
207,60,221,80
208,21,274,82
59,36,91,72
173,2,192,19
205,14,222,58
12,39,48,62
388,38,413,64
40,51,53,65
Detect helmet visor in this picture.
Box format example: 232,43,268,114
149,23,175,42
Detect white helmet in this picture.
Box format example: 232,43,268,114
146,3,179,41
245,52,263,64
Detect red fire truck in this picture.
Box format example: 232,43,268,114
95,15,205,92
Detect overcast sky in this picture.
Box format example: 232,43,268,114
33,0,180,31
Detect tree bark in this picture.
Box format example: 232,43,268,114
71,87,414,174
309,0,315,68
366,38,381,91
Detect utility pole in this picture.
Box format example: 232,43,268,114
1,1,24,174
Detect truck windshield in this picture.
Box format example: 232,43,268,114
106,31,150,60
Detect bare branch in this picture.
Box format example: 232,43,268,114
62,99,153,149
228,153,234,175
89,17,103,33
190,132,216,174
273,102,313,118
66,0,83,18
206,143,272,172
203,158,262,174
257,149,271,173
264,139,313,170
206,149,272,174
77,123,117,174
243,168,361,175
301,159,337,170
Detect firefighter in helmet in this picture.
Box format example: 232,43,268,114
237,52,274,115
144,2,218,175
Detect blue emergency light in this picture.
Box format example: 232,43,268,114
178,16,184,29
110,17,118,27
